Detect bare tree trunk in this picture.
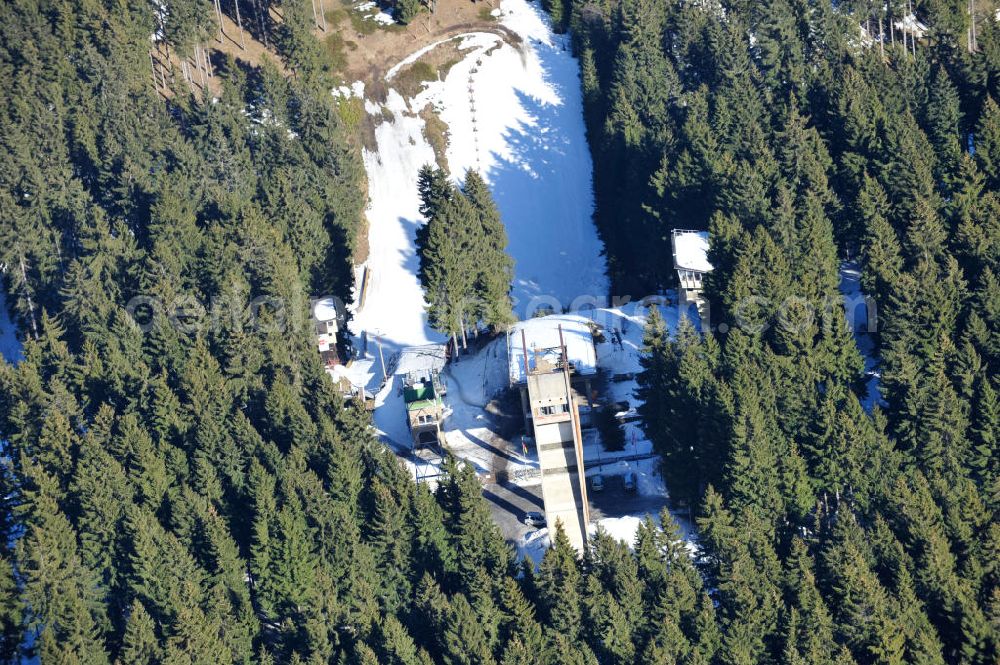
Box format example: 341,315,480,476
203,46,214,78
196,47,207,90
159,56,168,89
317,0,327,31
150,51,159,91
214,0,225,42
968,0,972,52
972,0,977,50
235,0,247,50
909,0,916,57
879,15,885,59
251,0,267,48
18,254,38,340
50,230,63,275
452,332,459,358
460,321,468,350
310,0,319,29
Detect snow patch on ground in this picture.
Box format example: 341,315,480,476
0,291,21,364
353,1,396,25
839,262,883,412
595,510,697,553
332,81,365,99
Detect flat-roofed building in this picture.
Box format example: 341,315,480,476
671,230,712,311
398,345,448,449
508,315,597,431
314,297,341,368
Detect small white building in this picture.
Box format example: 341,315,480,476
313,297,340,368
670,230,712,309
894,13,928,40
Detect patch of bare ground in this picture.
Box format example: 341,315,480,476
392,38,464,96
353,215,371,263
210,9,291,73
329,0,519,84
419,106,450,170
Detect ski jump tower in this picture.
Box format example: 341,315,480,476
520,325,591,552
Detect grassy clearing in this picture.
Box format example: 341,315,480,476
420,106,450,171
348,8,380,35
336,96,365,131
477,5,496,21
438,57,460,79
394,60,437,98
325,32,348,71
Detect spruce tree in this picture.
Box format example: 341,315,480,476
462,171,515,331
0,556,21,663
536,525,584,643
976,96,1000,188
420,194,478,352
119,601,162,665
19,465,109,664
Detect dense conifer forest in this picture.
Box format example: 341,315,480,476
0,0,995,664
415,166,516,351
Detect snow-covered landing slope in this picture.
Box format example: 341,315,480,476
350,0,608,360
417,3,608,311
353,88,442,351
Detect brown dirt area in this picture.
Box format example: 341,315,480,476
328,0,518,85
184,0,518,94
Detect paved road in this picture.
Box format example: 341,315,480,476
483,479,544,547
483,472,673,549
587,474,670,521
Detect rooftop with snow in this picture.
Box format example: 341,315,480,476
671,230,712,274
507,315,598,385
396,344,448,377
